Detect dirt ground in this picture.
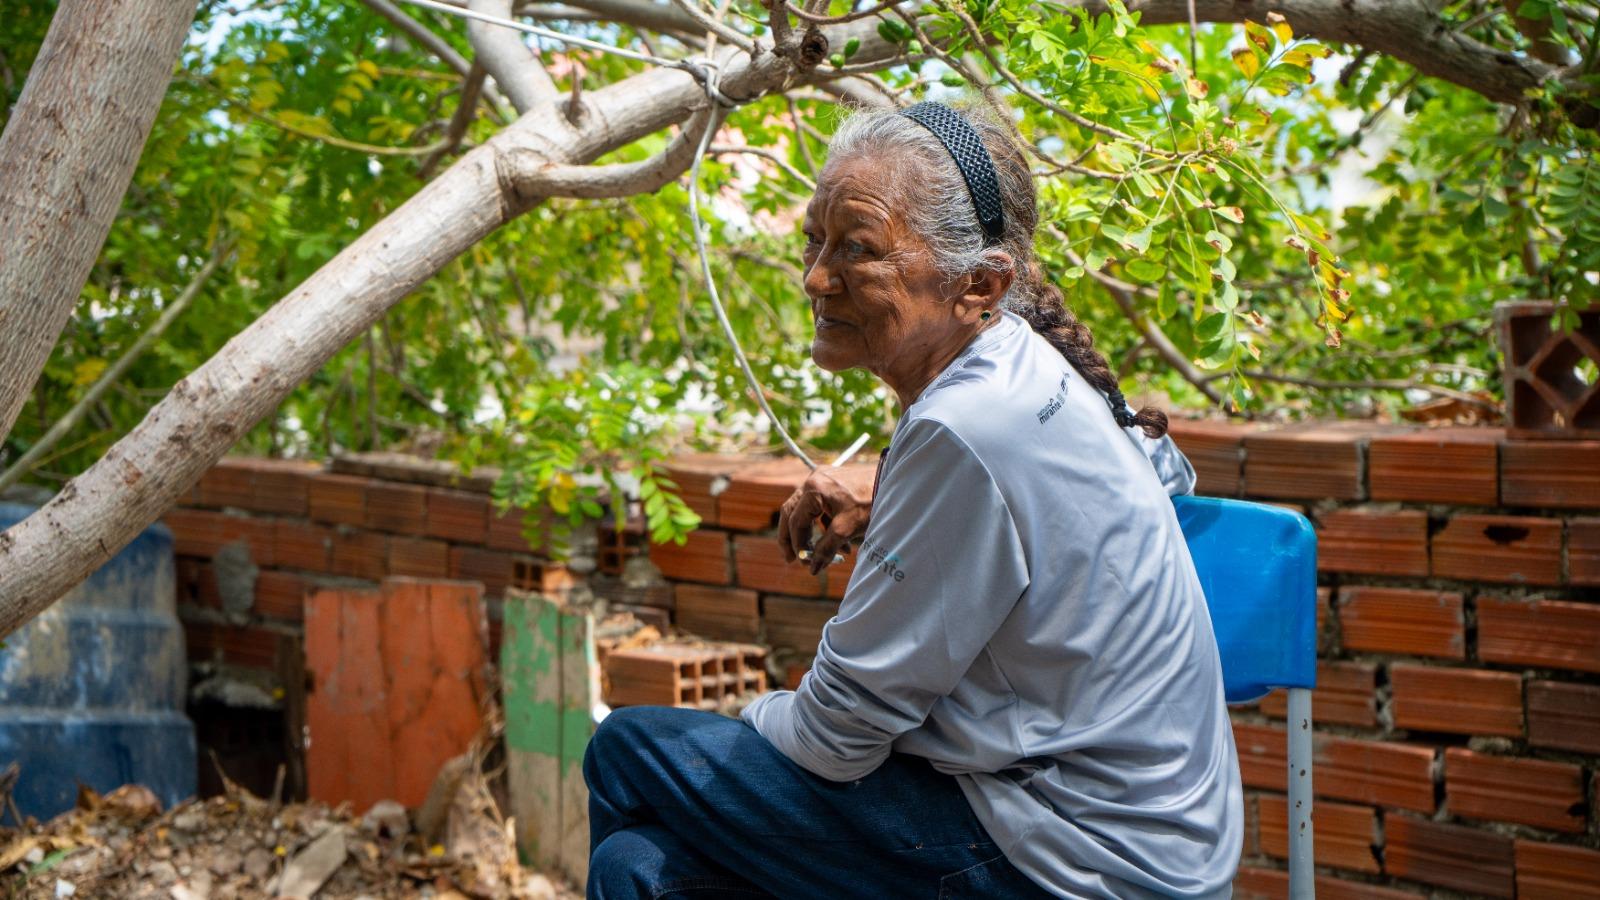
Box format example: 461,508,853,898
0,767,582,900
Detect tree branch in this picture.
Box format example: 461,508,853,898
1234,370,1502,410
524,0,702,35
1101,0,1562,106
419,63,489,178
467,0,561,114
508,105,724,197
708,143,817,188
360,0,513,111
1059,243,1227,407
669,0,759,53
362,0,474,75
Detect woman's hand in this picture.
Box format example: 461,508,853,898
778,466,873,576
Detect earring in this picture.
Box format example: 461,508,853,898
979,311,992,321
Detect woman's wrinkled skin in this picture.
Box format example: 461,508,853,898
778,154,1014,573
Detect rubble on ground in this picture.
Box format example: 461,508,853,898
0,760,578,899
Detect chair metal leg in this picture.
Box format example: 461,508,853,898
1286,687,1315,899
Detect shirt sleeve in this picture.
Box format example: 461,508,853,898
741,416,1029,782
1128,430,1197,497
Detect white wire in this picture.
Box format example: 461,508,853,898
396,0,820,468
399,0,681,69
686,79,818,469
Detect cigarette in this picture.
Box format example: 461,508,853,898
796,548,845,565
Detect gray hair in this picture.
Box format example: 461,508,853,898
822,100,1045,311
820,101,1172,438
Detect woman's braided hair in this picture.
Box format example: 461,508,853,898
827,100,1168,438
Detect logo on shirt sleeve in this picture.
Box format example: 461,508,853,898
859,535,908,582
1036,374,1070,425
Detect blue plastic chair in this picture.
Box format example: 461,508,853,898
1173,494,1318,899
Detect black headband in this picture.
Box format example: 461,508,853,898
899,101,1006,245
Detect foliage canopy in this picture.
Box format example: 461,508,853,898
3,0,1597,549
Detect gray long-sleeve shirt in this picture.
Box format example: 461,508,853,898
742,309,1242,898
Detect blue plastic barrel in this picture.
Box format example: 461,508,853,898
0,502,197,820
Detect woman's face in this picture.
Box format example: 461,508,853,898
800,155,986,389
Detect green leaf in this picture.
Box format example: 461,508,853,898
1124,257,1165,282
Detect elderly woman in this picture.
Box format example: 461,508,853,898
582,101,1241,899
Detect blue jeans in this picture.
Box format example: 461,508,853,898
583,705,1054,899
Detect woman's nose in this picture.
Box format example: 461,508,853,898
803,254,839,300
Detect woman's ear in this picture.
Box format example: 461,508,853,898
954,255,1013,320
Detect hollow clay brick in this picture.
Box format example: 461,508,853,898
649,529,731,585
1368,427,1500,506
1166,418,1251,497
675,584,760,642
1431,514,1561,585
1259,661,1377,728
1526,680,1600,754
1444,748,1585,833
364,481,428,534
1515,841,1600,900
1478,595,1600,674
735,534,824,597
1257,793,1379,873
308,473,368,527
1383,815,1513,898
1316,508,1429,577
1500,440,1600,508
1389,664,1523,737
424,488,489,544
1336,588,1464,659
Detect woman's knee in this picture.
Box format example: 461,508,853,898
588,826,664,900
585,705,674,784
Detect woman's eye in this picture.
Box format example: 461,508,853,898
844,240,869,256
803,232,822,249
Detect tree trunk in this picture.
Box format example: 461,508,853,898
0,18,892,633
0,0,198,449
0,126,526,633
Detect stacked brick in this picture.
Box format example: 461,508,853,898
1167,420,1600,900
166,455,570,675
652,423,1600,899
645,455,880,667
174,422,1600,898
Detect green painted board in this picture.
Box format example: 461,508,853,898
502,589,596,883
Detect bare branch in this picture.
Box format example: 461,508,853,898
782,0,904,24
526,0,702,35
419,63,489,178
813,74,897,108
709,143,817,188
669,0,759,53
361,0,514,112
1105,0,1562,106
1235,370,1502,410
467,0,561,114
0,0,198,449
511,106,725,198
361,0,474,75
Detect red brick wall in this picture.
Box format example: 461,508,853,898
176,427,1600,897
166,456,568,672
652,424,1600,899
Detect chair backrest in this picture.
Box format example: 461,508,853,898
1172,495,1318,704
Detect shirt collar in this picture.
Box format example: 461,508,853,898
913,309,1021,406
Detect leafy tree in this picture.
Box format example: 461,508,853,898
1,0,1596,629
